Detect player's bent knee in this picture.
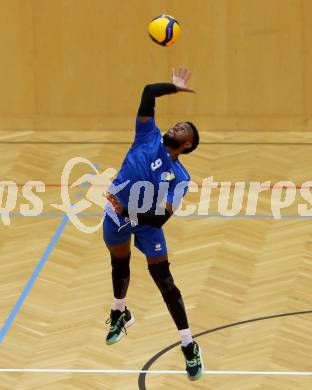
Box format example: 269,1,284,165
111,253,131,278
162,284,182,304
148,261,180,300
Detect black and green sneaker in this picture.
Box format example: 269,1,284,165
105,307,135,345
181,341,204,381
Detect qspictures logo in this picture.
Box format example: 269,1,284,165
1,157,312,233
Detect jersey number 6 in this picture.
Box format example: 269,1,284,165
151,158,162,171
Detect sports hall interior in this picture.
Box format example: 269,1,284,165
0,1,312,389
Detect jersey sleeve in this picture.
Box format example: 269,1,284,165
133,117,160,145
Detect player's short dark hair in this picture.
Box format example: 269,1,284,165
182,122,200,154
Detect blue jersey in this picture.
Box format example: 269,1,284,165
112,117,190,212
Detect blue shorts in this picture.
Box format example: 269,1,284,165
103,214,167,257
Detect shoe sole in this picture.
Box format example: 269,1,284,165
187,346,204,381
106,315,135,345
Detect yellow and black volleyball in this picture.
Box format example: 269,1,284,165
148,15,181,47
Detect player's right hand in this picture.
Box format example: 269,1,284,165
172,67,195,93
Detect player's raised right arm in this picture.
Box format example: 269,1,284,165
137,67,195,124
137,83,178,123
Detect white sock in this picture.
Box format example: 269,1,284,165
180,328,193,347
114,298,126,312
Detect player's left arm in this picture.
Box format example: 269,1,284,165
106,193,173,228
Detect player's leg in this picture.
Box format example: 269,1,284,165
146,254,191,338
103,215,135,345
105,240,131,312
134,227,203,380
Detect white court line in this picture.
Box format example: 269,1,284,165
0,369,312,376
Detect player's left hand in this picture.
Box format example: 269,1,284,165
106,192,124,214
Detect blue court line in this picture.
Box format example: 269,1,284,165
1,213,312,219
0,215,69,343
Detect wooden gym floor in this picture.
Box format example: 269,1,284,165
0,129,312,390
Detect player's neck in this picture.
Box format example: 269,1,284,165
166,146,180,161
